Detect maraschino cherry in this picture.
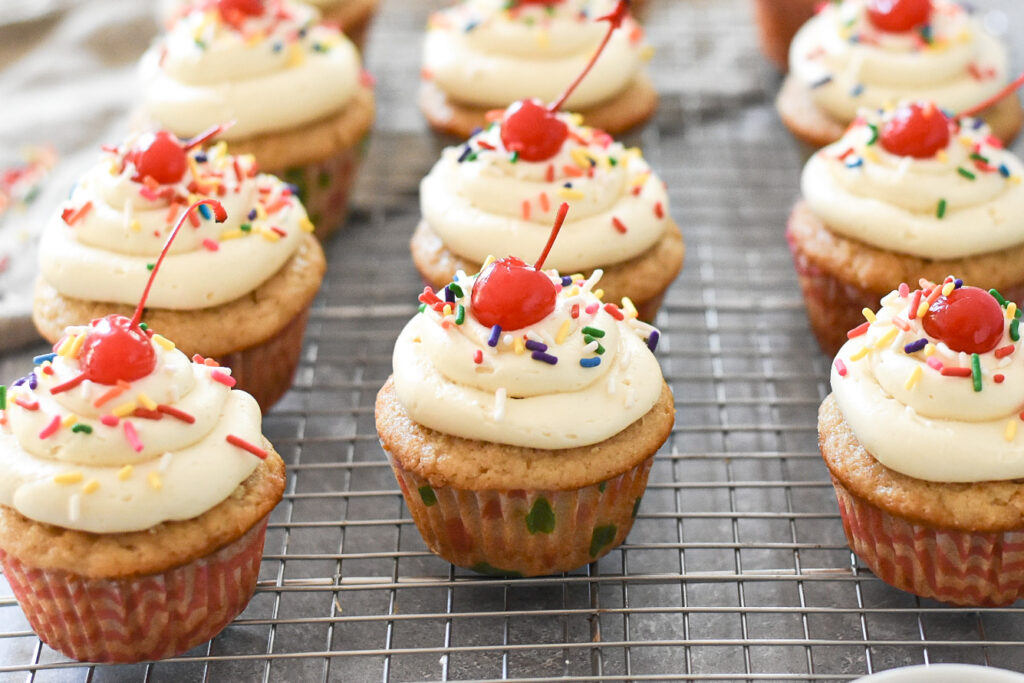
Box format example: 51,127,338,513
498,0,629,163
880,101,951,158
124,124,229,185
866,0,932,33
216,0,264,19
50,199,229,392
471,202,570,330
922,285,1004,354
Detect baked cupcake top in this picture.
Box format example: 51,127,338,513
802,101,1024,259
421,102,670,271
39,130,314,310
831,276,1024,482
393,245,664,449
140,0,362,140
421,0,650,110
0,315,269,533
790,0,1009,123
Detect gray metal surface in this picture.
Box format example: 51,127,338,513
2,0,1024,680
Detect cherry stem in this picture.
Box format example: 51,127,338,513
548,0,630,113
959,71,1024,119
533,202,570,271
183,121,235,151
130,198,228,327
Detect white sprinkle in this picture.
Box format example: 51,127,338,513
123,199,134,232
607,376,617,395
493,387,507,421
159,452,173,472
68,494,81,523
583,341,600,354
625,387,636,409
581,269,604,293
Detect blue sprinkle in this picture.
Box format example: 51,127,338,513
464,20,478,32
525,340,548,352
531,351,558,365
810,75,833,89
194,152,208,163
272,42,283,53
580,357,601,368
561,276,573,287
904,338,928,354
469,126,483,137
954,279,963,289
845,158,864,169
563,182,573,188
444,286,455,303
1000,164,1011,178
850,83,864,97
972,118,985,130
33,353,56,365
457,145,472,163
488,325,502,347
298,27,307,38
286,183,300,196
198,203,212,220
646,330,660,352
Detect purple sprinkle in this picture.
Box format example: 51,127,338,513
563,182,573,188
954,279,963,289
531,351,558,365
27,373,37,390
488,325,502,347
12,375,27,387
561,276,572,287
470,126,483,137
457,145,472,163
810,75,833,89
194,152,208,163
286,183,300,196
525,340,548,352
444,286,455,303
646,330,660,352
904,338,928,354
247,209,258,220
972,118,985,130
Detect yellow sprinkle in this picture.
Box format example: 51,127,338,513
82,479,100,495
640,45,655,62
299,216,315,233
849,346,871,361
130,219,141,232
259,228,281,242
958,135,974,147
118,465,134,481
593,289,604,300
56,335,75,357
1007,303,1018,320
1010,176,1022,185
925,343,937,357
904,366,922,390
482,255,496,269
69,333,86,358
875,327,899,349
863,147,881,164
187,155,202,183
255,204,268,220
220,229,244,241
569,113,584,126
571,148,595,170
147,472,163,491
935,149,949,163
630,171,650,187
567,286,580,297
556,320,571,345
917,302,930,318
61,414,78,429
137,393,157,411
1006,420,1018,442
287,43,305,67
54,472,83,485
112,401,138,418
861,308,876,323
211,141,227,159
557,187,585,201
534,28,550,48
621,297,639,318
151,334,175,351
514,337,526,355
442,304,452,317
942,281,955,296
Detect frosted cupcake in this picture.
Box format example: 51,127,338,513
0,226,285,660
420,0,656,139
33,130,326,411
822,277,1024,605
786,100,1024,355
379,209,674,576
139,0,375,238
779,0,1022,148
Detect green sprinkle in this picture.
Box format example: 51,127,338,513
455,304,466,325
71,423,93,434
471,562,522,578
632,497,642,518
418,303,426,313
608,157,618,166
595,344,605,355
989,288,1008,307
1012,318,1020,342
970,153,990,164
448,283,463,298
866,123,878,145
589,524,617,557
971,353,982,392
936,198,947,219
146,263,155,271
581,326,605,338
418,485,437,507
598,481,607,493
509,151,519,163
0,385,6,410
139,322,148,331
525,497,555,534
465,152,479,162
958,167,977,181
240,223,252,232
1016,308,1022,319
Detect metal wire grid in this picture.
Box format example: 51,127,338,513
2,0,1024,680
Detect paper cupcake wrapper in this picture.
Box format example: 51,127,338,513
0,517,268,663
831,477,1024,606
387,451,654,577
276,141,366,242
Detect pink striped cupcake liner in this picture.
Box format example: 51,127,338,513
831,477,1024,606
388,452,654,577
0,516,269,663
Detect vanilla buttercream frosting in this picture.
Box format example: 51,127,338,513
392,266,664,449
831,277,1024,482
802,107,1024,259
420,110,670,271
39,133,314,309
141,0,361,141
790,0,1009,124
0,323,268,533
421,0,650,110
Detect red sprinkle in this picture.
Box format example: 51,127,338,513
612,217,628,234
473,350,483,364
123,421,143,453
585,302,600,315
38,415,61,440
545,165,555,182
132,408,164,420
101,414,119,427
226,434,268,459
14,397,39,411
521,200,531,221
211,370,237,387
908,290,922,319
539,192,550,212
834,358,847,377
271,226,287,237
995,374,1006,383
571,304,580,319
201,238,219,252
847,322,870,339
654,202,664,219
603,303,625,321
940,367,972,377
42,365,54,376
157,404,196,424
995,344,1016,359
476,140,496,151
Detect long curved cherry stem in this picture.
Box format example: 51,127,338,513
548,0,630,113
130,198,228,327
533,202,570,271
959,71,1024,119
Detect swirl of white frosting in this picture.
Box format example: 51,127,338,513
140,0,361,140
420,113,669,271
422,0,648,109
392,268,664,449
802,109,1024,259
0,324,266,533
831,280,1024,482
39,136,311,309
790,0,1009,123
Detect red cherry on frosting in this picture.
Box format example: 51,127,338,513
866,0,932,33
880,101,951,159
217,0,264,17
78,315,156,385
471,257,558,331
126,131,188,185
500,99,569,163
922,286,1005,354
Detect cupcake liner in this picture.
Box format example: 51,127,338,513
388,451,654,577
275,140,366,241
752,0,820,72
219,306,311,413
0,517,269,663
831,477,1024,606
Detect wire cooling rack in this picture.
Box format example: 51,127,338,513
3,0,1024,680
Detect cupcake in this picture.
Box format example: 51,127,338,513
786,100,1024,355
0,247,285,660
32,130,326,411
821,277,1024,605
420,0,656,139
139,0,375,239
378,212,675,576
751,0,821,72
412,101,683,322
778,0,1023,149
